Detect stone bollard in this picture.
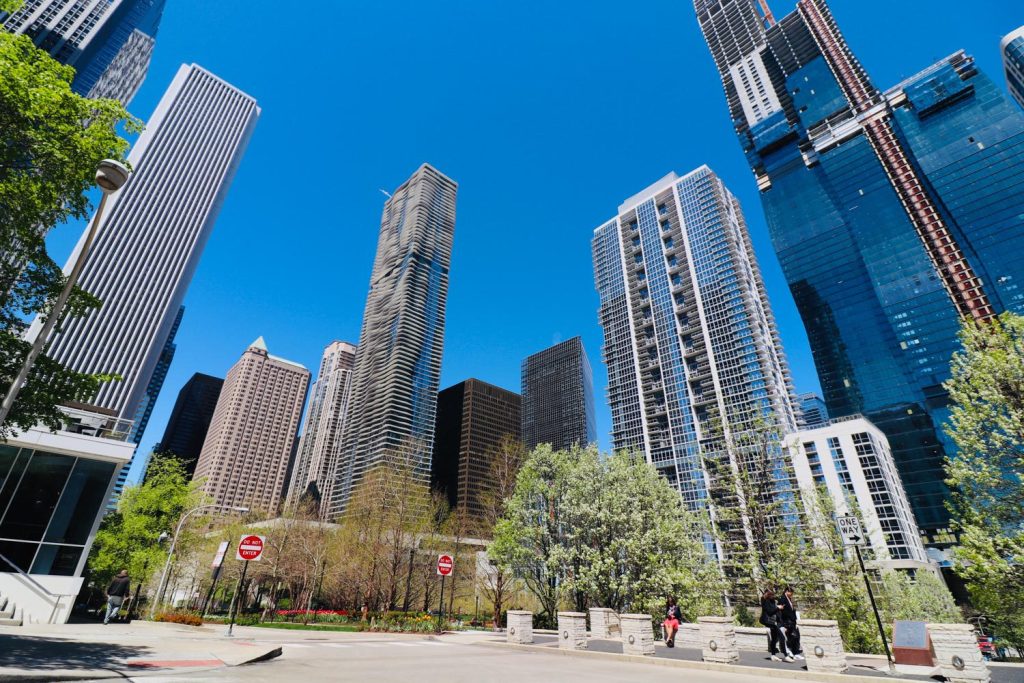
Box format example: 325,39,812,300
928,623,990,683
589,607,621,639
620,613,656,656
558,612,588,650
506,610,534,645
698,616,739,663
800,619,847,674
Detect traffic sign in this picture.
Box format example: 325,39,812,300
436,553,453,576
837,515,865,546
236,534,265,561
211,541,230,568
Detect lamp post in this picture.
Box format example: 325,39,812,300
0,160,131,427
149,504,247,620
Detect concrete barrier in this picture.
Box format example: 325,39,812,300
558,612,588,650
928,623,990,683
620,613,655,656
678,622,700,648
734,626,768,651
800,619,847,674
589,607,620,639
698,616,739,663
506,610,534,644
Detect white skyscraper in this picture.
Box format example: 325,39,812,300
287,340,357,516
38,64,258,493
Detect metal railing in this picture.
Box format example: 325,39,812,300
57,405,133,442
0,551,72,624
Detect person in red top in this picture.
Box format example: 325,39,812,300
663,596,683,648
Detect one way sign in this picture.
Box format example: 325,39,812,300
837,515,865,546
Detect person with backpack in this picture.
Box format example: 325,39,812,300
779,586,804,660
759,588,793,662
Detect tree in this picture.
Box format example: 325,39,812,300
87,454,202,593
0,31,138,437
879,570,961,624
476,435,526,627
944,312,1024,651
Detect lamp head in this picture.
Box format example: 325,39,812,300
95,159,130,193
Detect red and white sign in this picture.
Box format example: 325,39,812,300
211,541,230,568
436,553,453,576
236,535,265,562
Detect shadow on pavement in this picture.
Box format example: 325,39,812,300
0,634,151,671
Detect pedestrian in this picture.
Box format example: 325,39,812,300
104,570,131,625
663,596,683,647
759,588,793,662
361,602,369,622
779,586,804,660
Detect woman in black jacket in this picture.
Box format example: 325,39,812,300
759,588,793,662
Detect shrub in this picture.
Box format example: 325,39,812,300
734,605,757,628
153,611,203,626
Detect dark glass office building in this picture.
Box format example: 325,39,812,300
431,379,521,520
521,337,597,452
155,372,224,477
696,0,1024,549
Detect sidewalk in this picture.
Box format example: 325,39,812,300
0,621,282,681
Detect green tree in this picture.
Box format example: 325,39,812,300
0,30,138,437
87,454,202,592
879,570,961,624
944,312,1024,651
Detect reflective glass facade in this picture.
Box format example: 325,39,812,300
697,0,1024,546
0,445,116,576
1002,28,1024,110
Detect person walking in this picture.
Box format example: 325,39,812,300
779,586,804,660
759,588,793,662
104,570,131,625
663,596,683,647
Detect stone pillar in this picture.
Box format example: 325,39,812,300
928,623,990,683
698,616,739,663
800,619,847,674
558,612,588,650
506,610,534,645
620,613,655,656
589,607,621,639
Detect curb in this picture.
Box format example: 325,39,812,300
476,640,919,683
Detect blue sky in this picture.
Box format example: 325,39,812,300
46,0,1022,483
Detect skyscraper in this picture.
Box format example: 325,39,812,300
431,378,521,520
329,164,457,518
696,0,1024,547
1,0,166,105
155,372,224,478
193,338,309,513
1003,26,1024,110
521,337,596,452
35,64,258,497
592,167,797,519
797,392,828,428
286,340,356,516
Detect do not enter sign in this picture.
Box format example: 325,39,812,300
236,534,265,562
436,553,453,576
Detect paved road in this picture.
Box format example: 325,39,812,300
94,631,786,683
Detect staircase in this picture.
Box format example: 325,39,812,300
0,592,23,626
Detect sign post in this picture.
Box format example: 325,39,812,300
228,535,264,637
436,553,453,633
201,540,231,616
837,515,894,673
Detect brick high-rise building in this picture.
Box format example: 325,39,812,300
431,379,521,520
193,337,309,513
521,337,596,452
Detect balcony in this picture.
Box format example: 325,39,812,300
57,403,134,442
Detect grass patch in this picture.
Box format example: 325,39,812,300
245,622,362,632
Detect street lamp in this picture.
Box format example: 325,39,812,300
149,504,248,620
0,159,131,427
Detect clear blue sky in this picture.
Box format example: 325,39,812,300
46,0,1022,484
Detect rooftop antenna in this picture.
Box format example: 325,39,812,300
757,0,776,27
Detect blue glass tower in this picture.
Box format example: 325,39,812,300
1003,27,1024,110
696,0,1024,548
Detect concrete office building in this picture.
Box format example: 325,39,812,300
1,0,166,105
788,416,931,572
329,164,457,518
521,337,596,452
34,64,258,499
193,338,309,513
696,0,1024,548
155,372,224,478
592,167,798,549
431,379,521,520
287,341,356,516
1003,26,1024,110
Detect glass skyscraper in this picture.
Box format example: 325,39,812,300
521,337,596,452
1003,26,1024,110
696,0,1024,548
592,166,799,561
